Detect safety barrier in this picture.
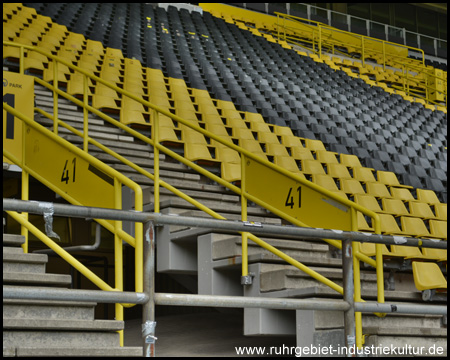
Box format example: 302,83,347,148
3,199,447,356
274,12,447,108
4,40,386,347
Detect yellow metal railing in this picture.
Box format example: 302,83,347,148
274,12,447,108
3,103,143,346
4,40,386,347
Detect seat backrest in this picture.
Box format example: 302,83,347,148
400,217,431,237
417,189,441,204
354,194,383,213
381,198,410,216
429,220,447,239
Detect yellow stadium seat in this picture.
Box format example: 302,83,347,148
366,182,392,199
354,194,385,214
429,220,447,240
316,150,339,164
85,39,105,55
311,174,340,192
400,217,441,239
105,47,123,59
43,62,71,83
258,132,280,144
434,204,447,221
303,139,326,152
376,171,413,188
148,95,171,111
390,245,429,259
340,179,366,195
421,248,447,262
281,135,304,148
359,242,392,257
381,198,410,217
158,126,182,143
357,212,373,232
408,202,438,219
181,126,207,145
273,125,294,137
378,214,406,235
239,139,267,160
390,188,416,202
184,143,217,163
67,72,94,97
326,163,352,179
205,124,230,139
23,51,47,73
232,127,255,141
215,145,240,164
412,262,447,291
274,156,302,175
352,167,377,183
416,189,441,204
340,153,363,168
245,112,265,124
300,159,326,175
92,95,120,111
291,147,315,161
265,143,290,157
221,162,241,183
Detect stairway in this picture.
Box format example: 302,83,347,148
3,233,143,357
5,75,447,355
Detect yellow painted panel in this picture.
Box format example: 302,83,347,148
3,72,34,166
245,158,351,231
24,125,115,209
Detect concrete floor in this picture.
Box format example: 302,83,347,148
124,311,296,357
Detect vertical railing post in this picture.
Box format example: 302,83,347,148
342,238,356,355
83,74,89,152
21,119,29,253
19,45,24,75
318,24,322,60
152,109,160,213
350,208,363,349
114,178,124,346
240,153,250,285
53,60,59,135
143,221,157,357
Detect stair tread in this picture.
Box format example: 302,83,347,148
3,234,25,246
3,271,72,286
364,325,447,337
14,347,143,357
3,251,48,263
3,318,124,331
3,298,97,307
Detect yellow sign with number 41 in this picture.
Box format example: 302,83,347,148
244,158,352,231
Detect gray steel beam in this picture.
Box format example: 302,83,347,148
3,199,447,249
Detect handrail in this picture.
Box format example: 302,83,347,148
275,11,426,66
274,12,447,108
3,102,144,346
4,40,386,347
4,198,448,354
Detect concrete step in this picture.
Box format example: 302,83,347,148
64,134,152,152
3,318,124,331
3,330,121,349
210,234,332,262
10,347,143,357
3,271,72,287
3,234,25,247
364,333,447,356
258,263,377,293
363,313,445,332
3,299,96,321
3,251,48,274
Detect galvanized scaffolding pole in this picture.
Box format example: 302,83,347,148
3,198,447,357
